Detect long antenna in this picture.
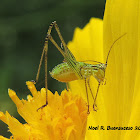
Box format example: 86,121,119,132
105,33,127,65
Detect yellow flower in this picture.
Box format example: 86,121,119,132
0,81,88,140
68,0,140,140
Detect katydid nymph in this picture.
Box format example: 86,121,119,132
34,21,126,113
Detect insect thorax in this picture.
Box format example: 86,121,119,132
80,63,106,82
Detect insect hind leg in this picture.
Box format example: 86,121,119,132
34,21,74,111
35,21,68,111
34,32,49,111
47,21,67,50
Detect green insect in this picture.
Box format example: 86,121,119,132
34,21,126,113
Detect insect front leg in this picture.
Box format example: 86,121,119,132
85,79,90,114
93,82,101,111
87,78,95,101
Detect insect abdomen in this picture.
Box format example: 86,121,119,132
50,62,78,82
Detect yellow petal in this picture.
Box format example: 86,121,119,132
103,0,140,133
68,18,103,62
8,89,23,108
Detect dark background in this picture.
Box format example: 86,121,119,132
0,0,105,138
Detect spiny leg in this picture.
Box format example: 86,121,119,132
48,21,76,63
35,21,67,111
31,47,45,90
36,22,66,111
47,21,67,53
47,21,67,48
93,82,101,111
85,79,90,114
44,41,48,104
87,78,97,111
36,47,45,83
35,21,57,84
36,39,49,111
35,21,75,111
87,78,95,101
47,34,65,57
